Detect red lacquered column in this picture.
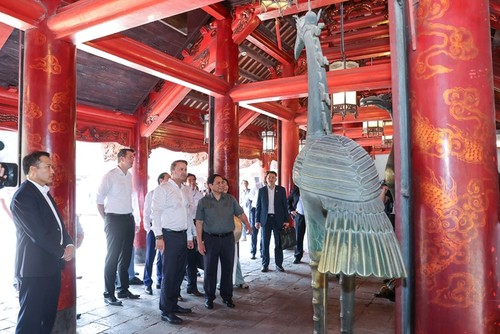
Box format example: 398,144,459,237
22,0,77,331
133,133,148,259
409,0,499,332
213,17,239,197
279,63,299,195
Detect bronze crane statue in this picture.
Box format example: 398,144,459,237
292,9,406,334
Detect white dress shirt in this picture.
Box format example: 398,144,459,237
267,186,276,214
96,167,134,214
151,179,194,240
143,189,154,233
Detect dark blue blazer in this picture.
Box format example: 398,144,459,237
255,185,288,228
11,181,73,278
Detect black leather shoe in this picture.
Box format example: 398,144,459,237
205,300,213,309
261,266,269,272
129,277,143,285
187,289,203,297
251,254,257,260
222,299,235,308
117,290,140,299
156,284,161,289
104,296,122,306
161,312,182,324
293,258,301,264
173,305,192,314
145,286,153,295
276,265,285,272
177,295,183,302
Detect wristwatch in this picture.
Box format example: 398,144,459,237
155,235,163,240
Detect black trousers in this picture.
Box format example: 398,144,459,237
249,207,261,256
103,213,135,297
186,239,200,292
159,229,187,313
261,215,283,267
294,213,306,260
16,274,60,334
203,232,235,302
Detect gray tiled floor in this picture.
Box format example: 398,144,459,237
0,214,396,333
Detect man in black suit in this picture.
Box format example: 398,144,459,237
10,151,75,334
287,185,306,264
255,171,289,272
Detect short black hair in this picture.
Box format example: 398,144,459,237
22,151,50,175
207,173,222,185
266,170,277,177
170,160,188,173
157,172,169,185
117,148,135,162
187,173,196,180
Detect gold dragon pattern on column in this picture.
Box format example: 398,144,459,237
415,0,478,80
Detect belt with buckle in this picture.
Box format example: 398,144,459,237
206,232,232,237
164,228,187,233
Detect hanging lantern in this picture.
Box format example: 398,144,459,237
261,129,276,154
260,0,297,15
330,2,358,119
201,113,209,144
330,61,358,118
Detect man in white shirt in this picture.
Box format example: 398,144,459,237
96,148,139,306
142,172,170,295
239,180,251,241
152,160,195,325
185,173,204,296
249,179,265,259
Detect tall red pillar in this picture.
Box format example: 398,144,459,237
213,17,239,197
280,63,299,194
22,0,77,331
409,1,499,332
133,133,148,261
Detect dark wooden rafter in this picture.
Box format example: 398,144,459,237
239,44,276,67
239,67,263,82
247,29,294,64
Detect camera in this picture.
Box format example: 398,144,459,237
0,162,18,188
0,140,18,189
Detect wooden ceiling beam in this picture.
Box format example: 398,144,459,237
239,108,260,134
79,34,228,97
240,101,294,121
257,0,342,21
324,37,391,62
47,0,224,43
0,22,13,49
202,3,229,20
231,63,391,104
322,25,389,45
0,0,44,30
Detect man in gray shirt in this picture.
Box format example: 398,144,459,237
196,174,251,310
